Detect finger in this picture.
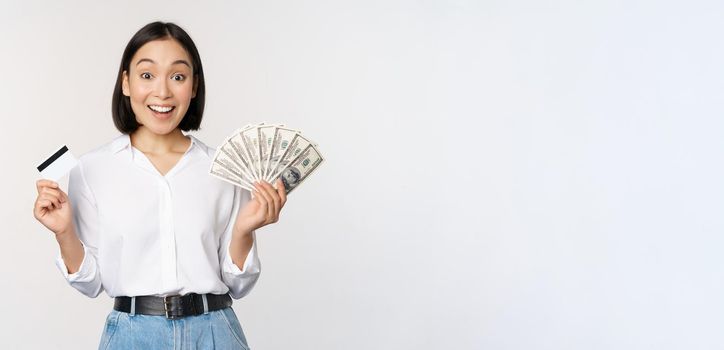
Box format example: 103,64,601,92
254,182,274,222
36,179,59,194
37,198,56,211
252,186,268,215
41,194,62,210
260,180,278,198
40,193,63,209
252,190,268,224
58,188,69,202
276,179,287,207
42,187,66,203
34,197,51,212
256,182,275,221
33,200,46,218
260,181,280,218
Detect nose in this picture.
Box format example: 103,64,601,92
154,77,172,99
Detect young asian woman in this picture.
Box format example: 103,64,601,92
32,21,286,349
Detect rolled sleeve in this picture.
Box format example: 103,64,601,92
55,244,98,283
222,232,261,276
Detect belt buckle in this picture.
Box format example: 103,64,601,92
163,295,183,320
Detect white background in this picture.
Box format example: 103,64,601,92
1,0,723,349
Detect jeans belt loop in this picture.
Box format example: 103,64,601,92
130,296,136,316
202,294,209,315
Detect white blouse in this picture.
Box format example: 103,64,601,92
54,133,261,299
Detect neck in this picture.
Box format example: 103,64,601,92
130,127,189,154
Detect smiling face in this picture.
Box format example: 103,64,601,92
122,38,198,136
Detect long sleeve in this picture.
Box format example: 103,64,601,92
218,186,261,299
54,159,104,298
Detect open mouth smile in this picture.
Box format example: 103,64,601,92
148,105,176,114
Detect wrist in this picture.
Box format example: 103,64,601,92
232,225,254,237
55,227,77,243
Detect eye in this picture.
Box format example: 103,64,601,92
172,74,185,81
140,72,152,79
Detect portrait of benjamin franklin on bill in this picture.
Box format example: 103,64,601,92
280,167,302,192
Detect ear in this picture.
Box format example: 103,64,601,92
192,75,198,98
121,70,130,97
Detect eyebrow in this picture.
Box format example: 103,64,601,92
135,58,191,68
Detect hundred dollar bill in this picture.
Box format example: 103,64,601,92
218,140,257,184
213,144,256,190
270,133,312,183
209,161,254,192
267,133,314,183
258,124,281,181
240,125,263,181
226,125,259,182
273,144,324,194
264,126,300,182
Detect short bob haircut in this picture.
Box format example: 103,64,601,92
112,22,206,134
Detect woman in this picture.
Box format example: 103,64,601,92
32,21,285,349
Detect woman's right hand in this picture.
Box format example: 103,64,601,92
33,179,74,237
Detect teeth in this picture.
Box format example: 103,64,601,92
149,105,174,113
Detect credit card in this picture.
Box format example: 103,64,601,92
37,145,78,181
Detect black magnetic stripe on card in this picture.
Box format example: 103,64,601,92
37,145,69,172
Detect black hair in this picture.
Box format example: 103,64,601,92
111,21,205,133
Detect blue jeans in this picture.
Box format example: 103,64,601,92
98,307,251,349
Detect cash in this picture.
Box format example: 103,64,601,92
209,123,324,195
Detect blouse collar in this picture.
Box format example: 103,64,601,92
110,133,199,155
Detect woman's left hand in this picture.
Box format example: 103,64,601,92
233,179,287,234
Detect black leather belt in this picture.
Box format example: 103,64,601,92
114,293,233,319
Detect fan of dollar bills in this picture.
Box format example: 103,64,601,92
209,123,324,194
